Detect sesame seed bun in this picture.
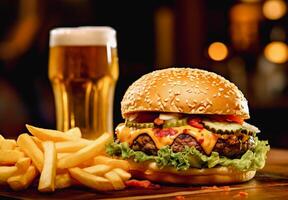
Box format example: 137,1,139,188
130,169,256,185
121,68,249,119
129,161,256,185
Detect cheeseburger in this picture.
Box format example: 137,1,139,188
107,68,270,185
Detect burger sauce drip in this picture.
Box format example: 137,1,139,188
198,138,204,144
155,128,178,137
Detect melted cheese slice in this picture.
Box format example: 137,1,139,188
116,124,218,155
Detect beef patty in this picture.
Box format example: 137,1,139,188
131,134,158,155
171,134,204,153
213,133,255,158
130,132,255,158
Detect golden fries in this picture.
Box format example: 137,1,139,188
0,125,132,193
104,170,125,190
38,141,57,192
69,167,114,191
55,140,91,153
0,134,4,140
0,139,17,150
7,165,37,191
93,155,130,171
83,164,112,176
55,173,73,189
17,134,44,172
65,127,82,138
31,136,43,151
0,150,24,165
57,153,71,160
57,132,112,169
26,124,78,142
0,166,18,184
112,168,131,181
15,157,31,173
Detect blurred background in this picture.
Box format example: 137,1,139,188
0,0,287,148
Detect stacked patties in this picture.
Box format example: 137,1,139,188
107,68,270,185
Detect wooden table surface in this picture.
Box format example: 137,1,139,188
0,148,288,200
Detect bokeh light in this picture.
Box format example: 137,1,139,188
264,41,288,63
263,0,287,20
208,42,228,61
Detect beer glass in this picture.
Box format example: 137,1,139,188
48,27,119,139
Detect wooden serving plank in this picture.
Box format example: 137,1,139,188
0,148,288,200
0,172,288,200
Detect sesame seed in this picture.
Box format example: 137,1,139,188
197,106,205,112
188,103,193,108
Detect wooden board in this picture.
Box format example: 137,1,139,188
0,149,288,200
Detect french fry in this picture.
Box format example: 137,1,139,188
65,127,82,138
93,156,130,171
83,164,112,176
26,124,79,142
78,158,95,168
104,171,125,190
0,134,4,141
0,166,18,184
0,150,24,165
7,165,37,191
17,134,44,172
55,173,73,189
69,167,114,191
16,157,31,173
0,139,17,150
38,141,57,192
55,140,91,153
57,153,71,160
57,132,112,169
31,136,43,151
1,125,132,193
112,168,131,181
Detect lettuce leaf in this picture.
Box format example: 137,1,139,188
106,137,270,171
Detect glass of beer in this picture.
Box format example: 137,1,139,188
48,26,119,139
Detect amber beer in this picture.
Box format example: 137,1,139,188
48,27,119,139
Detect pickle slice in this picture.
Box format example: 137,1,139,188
202,120,260,134
242,122,260,134
163,118,188,128
202,120,242,134
125,121,154,129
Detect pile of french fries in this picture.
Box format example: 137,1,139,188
0,125,131,192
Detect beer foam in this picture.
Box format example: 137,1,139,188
49,26,117,47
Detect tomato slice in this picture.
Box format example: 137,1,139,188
225,115,244,124
208,115,244,124
188,118,204,129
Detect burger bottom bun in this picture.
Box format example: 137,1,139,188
130,167,256,185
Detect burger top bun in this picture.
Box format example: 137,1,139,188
121,68,250,119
